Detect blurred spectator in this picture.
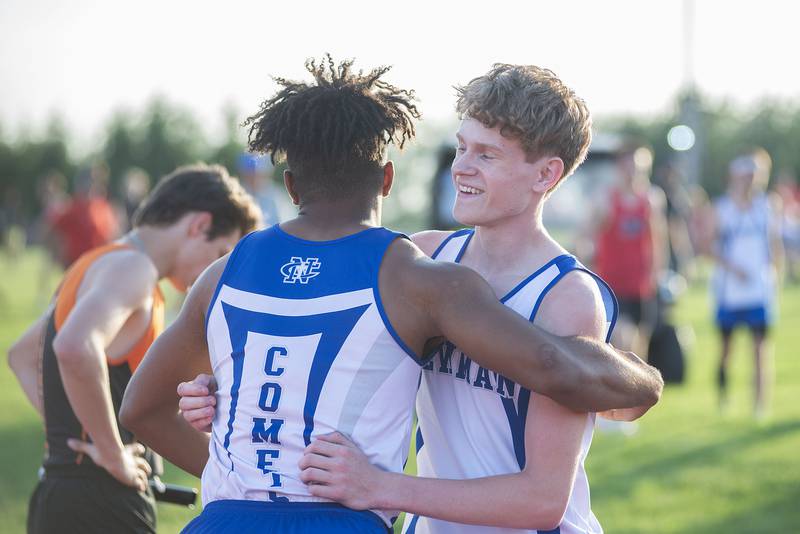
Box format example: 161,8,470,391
430,145,458,230
51,163,120,268
709,148,783,418
237,152,289,227
34,171,70,303
591,142,669,359
0,186,25,259
774,169,800,282
687,184,715,263
120,167,151,230
655,163,695,277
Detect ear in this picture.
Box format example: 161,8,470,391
532,156,565,194
284,170,300,205
381,161,394,197
187,211,212,238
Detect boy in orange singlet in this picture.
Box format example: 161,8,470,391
7,164,261,534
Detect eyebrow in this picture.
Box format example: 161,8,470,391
455,133,505,154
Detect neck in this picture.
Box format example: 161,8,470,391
123,226,177,279
470,200,551,269
283,195,382,240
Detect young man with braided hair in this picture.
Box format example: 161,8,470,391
123,57,661,533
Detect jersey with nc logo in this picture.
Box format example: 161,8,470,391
405,229,618,534
203,224,424,527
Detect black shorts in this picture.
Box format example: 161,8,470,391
617,297,657,328
27,467,156,534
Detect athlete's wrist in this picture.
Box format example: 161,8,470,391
95,439,127,468
372,470,407,510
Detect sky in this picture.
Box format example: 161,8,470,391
1,0,798,148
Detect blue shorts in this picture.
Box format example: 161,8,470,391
716,306,770,335
181,500,390,534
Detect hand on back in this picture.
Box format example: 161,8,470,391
177,373,217,433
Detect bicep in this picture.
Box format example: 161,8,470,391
534,271,606,341
56,257,155,351
56,289,140,352
521,393,587,500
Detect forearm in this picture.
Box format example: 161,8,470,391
553,335,663,412
57,344,125,456
375,471,561,530
8,353,43,417
127,406,209,477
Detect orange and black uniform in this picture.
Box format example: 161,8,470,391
28,244,164,534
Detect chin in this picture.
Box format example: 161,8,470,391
452,206,483,227
452,208,493,228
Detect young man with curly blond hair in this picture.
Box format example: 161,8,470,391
298,64,628,534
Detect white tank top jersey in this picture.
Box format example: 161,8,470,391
202,225,423,526
404,229,618,534
712,194,777,310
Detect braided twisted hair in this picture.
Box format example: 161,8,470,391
244,55,420,201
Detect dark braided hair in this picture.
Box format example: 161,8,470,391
243,55,420,201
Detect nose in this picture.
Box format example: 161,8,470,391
451,151,476,178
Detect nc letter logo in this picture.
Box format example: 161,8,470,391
281,257,322,284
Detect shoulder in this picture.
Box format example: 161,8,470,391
382,237,488,302
410,230,455,257
82,248,159,304
535,269,606,340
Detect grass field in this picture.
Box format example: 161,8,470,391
1,249,798,533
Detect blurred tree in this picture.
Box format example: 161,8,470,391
599,95,800,197
138,96,206,181
209,103,246,177
103,111,139,194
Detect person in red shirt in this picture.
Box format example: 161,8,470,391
52,165,120,268
593,142,668,359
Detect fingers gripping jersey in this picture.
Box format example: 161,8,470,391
203,226,422,526
405,229,617,534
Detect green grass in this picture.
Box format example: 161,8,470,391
1,249,798,533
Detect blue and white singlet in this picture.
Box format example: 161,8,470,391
404,229,617,534
712,193,777,313
201,225,423,527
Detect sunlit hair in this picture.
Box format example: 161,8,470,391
730,146,772,176
456,64,592,186
133,163,262,238
243,54,420,201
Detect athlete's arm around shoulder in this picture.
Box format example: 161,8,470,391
301,272,613,528
382,238,662,412
120,254,225,478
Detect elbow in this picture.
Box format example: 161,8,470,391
519,495,567,531
640,367,664,408
7,341,24,374
119,391,145,435
51,333,86,369
118,401,135,433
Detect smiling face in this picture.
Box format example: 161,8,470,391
451,118,555,227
